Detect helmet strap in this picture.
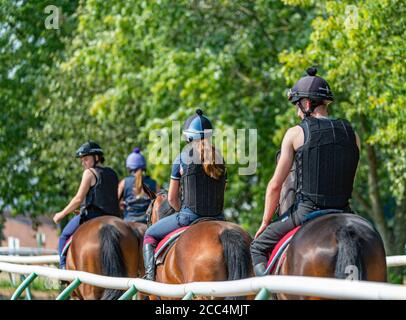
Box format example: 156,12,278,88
298,100,315,118
92,155,98,168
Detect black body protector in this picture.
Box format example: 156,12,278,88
80,166,120,218
181,163,226,216
295,117,359,209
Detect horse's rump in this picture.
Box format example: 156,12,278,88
155,220,253,299
278,213,387,299
66,216,141,299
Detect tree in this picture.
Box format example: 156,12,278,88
34,0,315,235
279,0,406,260
0,1,79,236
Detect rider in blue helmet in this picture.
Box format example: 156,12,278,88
142,109,227,281
118,147,158,223
53,141,120,269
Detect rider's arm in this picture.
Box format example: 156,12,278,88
168,179,181,211
261,128,296,226
118,179,125,200
58,169,94,218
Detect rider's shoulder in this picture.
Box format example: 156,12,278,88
81,168,97,183
285,125,303,138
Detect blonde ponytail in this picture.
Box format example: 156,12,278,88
132,169,146,198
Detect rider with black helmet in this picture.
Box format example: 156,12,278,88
250,68,361,276
53,141,120,269
118,147,158,223
142,109,227,281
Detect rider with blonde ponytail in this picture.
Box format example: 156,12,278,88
142,109,227,281
118,148,158,223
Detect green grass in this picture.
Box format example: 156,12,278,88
0,275,60,292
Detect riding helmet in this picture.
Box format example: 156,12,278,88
75,141,104,158
126,147,147,171
183,109,213,142
287,67,334,105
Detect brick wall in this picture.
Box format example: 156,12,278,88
1,215,58,250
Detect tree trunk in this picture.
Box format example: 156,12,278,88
359,115,391,251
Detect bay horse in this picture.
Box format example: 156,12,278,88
271,155,388,299
65,215,142,299
274,213,387,299
146,191,253,300
66,184,155,299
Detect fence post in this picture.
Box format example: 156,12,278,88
118,285,138,300
11,272,37,300
182,291,194,300
56,278,81,300
20,275,33,300
255,288,270,300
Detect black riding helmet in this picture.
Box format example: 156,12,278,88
287,67,334,117
75,141,103,158
75,141,105,167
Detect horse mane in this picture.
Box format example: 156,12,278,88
146,189,176,225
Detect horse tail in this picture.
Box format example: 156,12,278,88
334,225,364,280
99,224,127,300
219,228,251,299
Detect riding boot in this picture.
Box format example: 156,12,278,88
143,243,156,281
253,263,267,277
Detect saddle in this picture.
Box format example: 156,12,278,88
265,209,344,275
154,216,225,266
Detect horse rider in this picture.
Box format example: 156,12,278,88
118,147,158,223
250,67,361,276
53,141,120,269
142,109,227,281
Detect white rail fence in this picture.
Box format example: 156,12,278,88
1,254,405,267
0,255,405,300
0,247,58,256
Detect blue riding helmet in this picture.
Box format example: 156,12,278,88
126,147,147,171
182,109,213,142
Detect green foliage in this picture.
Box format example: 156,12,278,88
279,0,406,203
279,0,406,253
0,0,405,250
0,0,79,214
28,0,315,235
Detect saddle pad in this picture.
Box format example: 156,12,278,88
61,236,73,257
154,226,189,260
265,226,301,275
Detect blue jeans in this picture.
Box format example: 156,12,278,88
144,207,225,244
58,211,101,268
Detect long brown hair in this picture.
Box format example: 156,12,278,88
194,138,225,179
132,169,146,198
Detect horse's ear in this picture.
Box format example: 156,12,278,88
143,183,157,199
